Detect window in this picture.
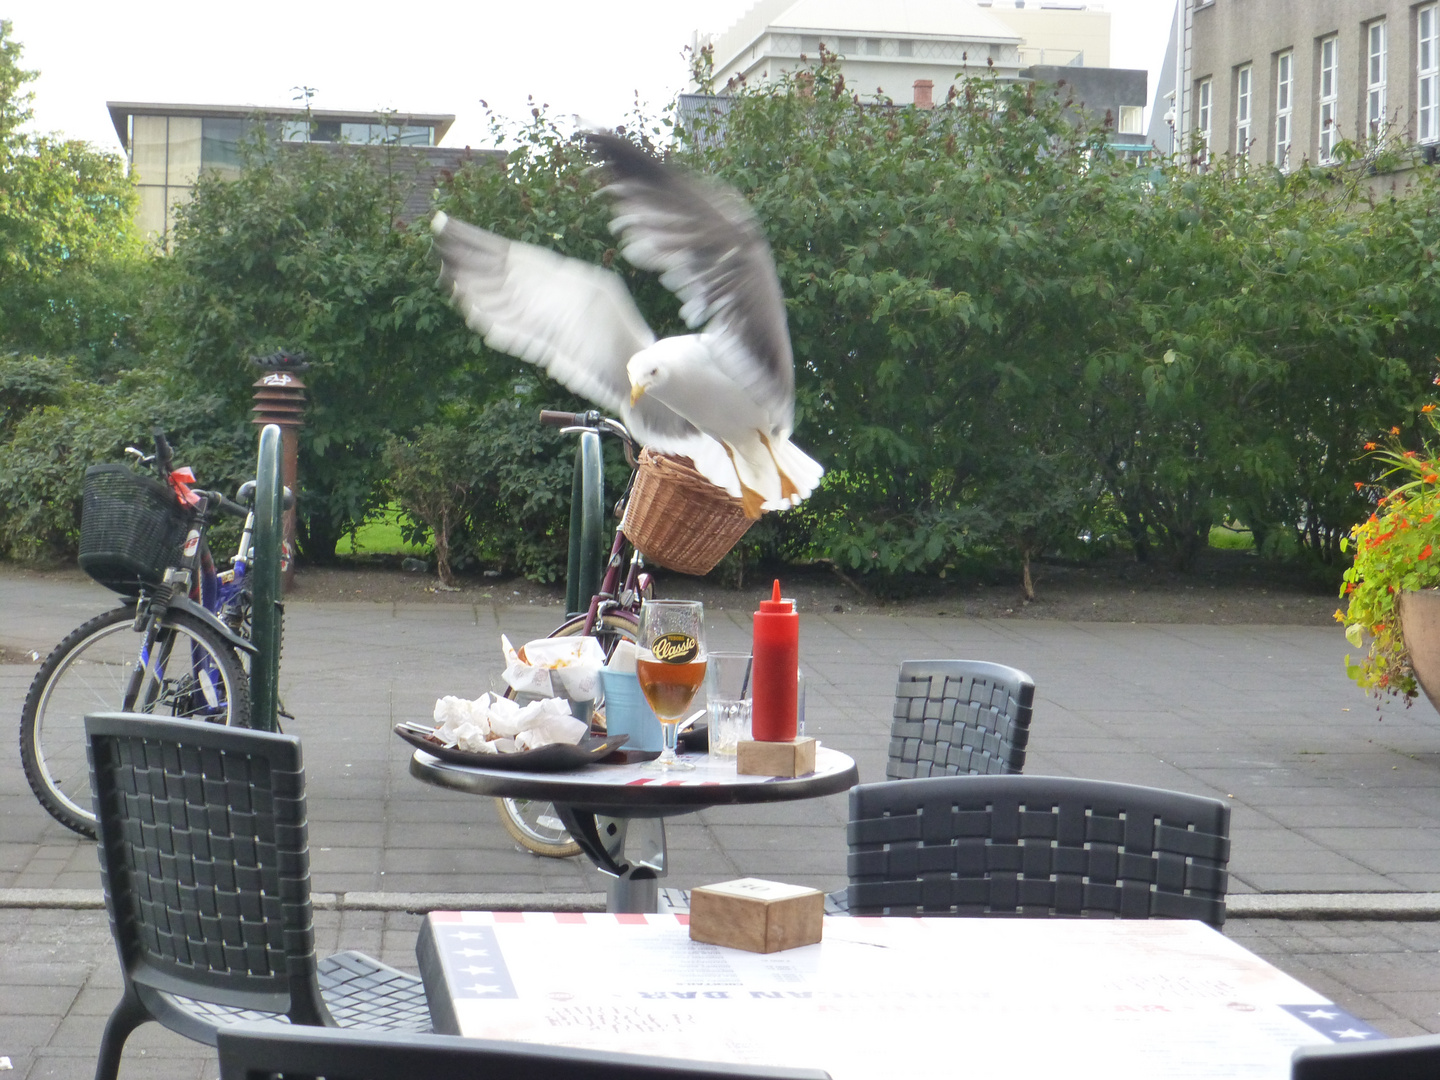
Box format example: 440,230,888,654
1235,64,1252,153
1318,35,1338,162
1421,4,1439,143
1275,50,1293,168
1196,77,1213,160
1119,106,1143,134
1367,19,1387,135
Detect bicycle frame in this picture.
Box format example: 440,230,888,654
119,437,262,716
554,412,652,639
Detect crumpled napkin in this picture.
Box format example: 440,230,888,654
502,634,605,701
432,692,589,753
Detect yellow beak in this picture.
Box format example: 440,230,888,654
630,384,645,406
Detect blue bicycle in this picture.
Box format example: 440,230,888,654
19,429,280,837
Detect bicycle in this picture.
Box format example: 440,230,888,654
19,428,280,838
494,408,655,856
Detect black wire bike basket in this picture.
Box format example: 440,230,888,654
78,465,191,595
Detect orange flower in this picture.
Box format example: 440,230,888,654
1426,474,1439,483
1364,442,1378,450
1355,481,1365,489
1422,544,1434,559
1345,582,1356,594
1393,426,1403,434
1425,404,1438,413
1405,450,1419,458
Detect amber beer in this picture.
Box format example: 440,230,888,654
637,633,708,720
637,657,707,719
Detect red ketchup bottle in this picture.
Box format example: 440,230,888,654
751,579,799,742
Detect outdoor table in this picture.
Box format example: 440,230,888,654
416,911,1387,1079
408,745,859,913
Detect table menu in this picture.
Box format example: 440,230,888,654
421,912,1385,1079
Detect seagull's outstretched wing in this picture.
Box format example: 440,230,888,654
431,211,650,418
587,133,795,435
431,212,742,490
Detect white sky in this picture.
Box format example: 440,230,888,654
4,0,1176,153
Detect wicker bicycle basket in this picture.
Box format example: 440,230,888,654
620,449,754,576
78,464,191,595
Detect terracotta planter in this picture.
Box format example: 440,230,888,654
1399,590,1440,710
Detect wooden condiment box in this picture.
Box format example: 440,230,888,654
688,877,824,954
736,736,817,777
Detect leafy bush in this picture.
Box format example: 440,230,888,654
0,362,250,560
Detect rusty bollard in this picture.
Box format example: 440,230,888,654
250,352,308,591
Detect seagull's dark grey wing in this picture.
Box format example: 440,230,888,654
431,212,720,453
587,132,795,434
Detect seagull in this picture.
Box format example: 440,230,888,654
430,132,823,519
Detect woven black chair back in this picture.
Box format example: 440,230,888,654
86,712,328,1023
886,659,1034,781
217,1022,836,1080
847,774,1230,927
1292,1032,1440,1079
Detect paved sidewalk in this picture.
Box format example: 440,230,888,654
4,566,1440,1077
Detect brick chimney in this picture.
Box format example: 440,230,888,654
913,79,935,109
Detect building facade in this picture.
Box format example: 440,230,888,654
1172,0,1440,171
107,102,457,242
981,1,1112,69
694,0,1029,105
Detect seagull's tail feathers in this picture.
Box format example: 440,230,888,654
759,435,824,512
724,433,824,517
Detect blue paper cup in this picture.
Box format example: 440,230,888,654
599,669,663,751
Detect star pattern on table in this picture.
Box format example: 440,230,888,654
466,984,504,995
1331,1028,1373,1040
453,931,490,941
1302,1009,1339,1020
460,965,495,975
456,948,491,958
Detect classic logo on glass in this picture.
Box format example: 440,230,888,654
651,632,700,664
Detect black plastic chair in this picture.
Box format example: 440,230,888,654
847,774,1230,926
886,659,1034,780
216,1021,834,1079
1292,1033,1440,1079
85,712,431,1080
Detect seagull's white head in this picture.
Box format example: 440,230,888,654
627,348,669,406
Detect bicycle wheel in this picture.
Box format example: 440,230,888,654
496,610,638,858
20,605,250,838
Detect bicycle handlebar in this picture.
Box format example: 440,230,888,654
540,409,595,428
152,428,174,478
210,493,252,519
539,409,640,468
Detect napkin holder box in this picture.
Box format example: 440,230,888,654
598,670,662,751
688,878,824,954
737,736,816,777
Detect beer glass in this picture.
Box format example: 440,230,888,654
635,599,706,771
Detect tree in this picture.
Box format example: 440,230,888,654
0,22,139,296
158,132,484,560
0,21,146,369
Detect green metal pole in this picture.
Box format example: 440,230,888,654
250,424,284,731
564,430,604,617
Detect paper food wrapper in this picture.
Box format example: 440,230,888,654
433,692,588,753
502,634,605,701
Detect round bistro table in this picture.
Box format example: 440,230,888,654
408,744,859,913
